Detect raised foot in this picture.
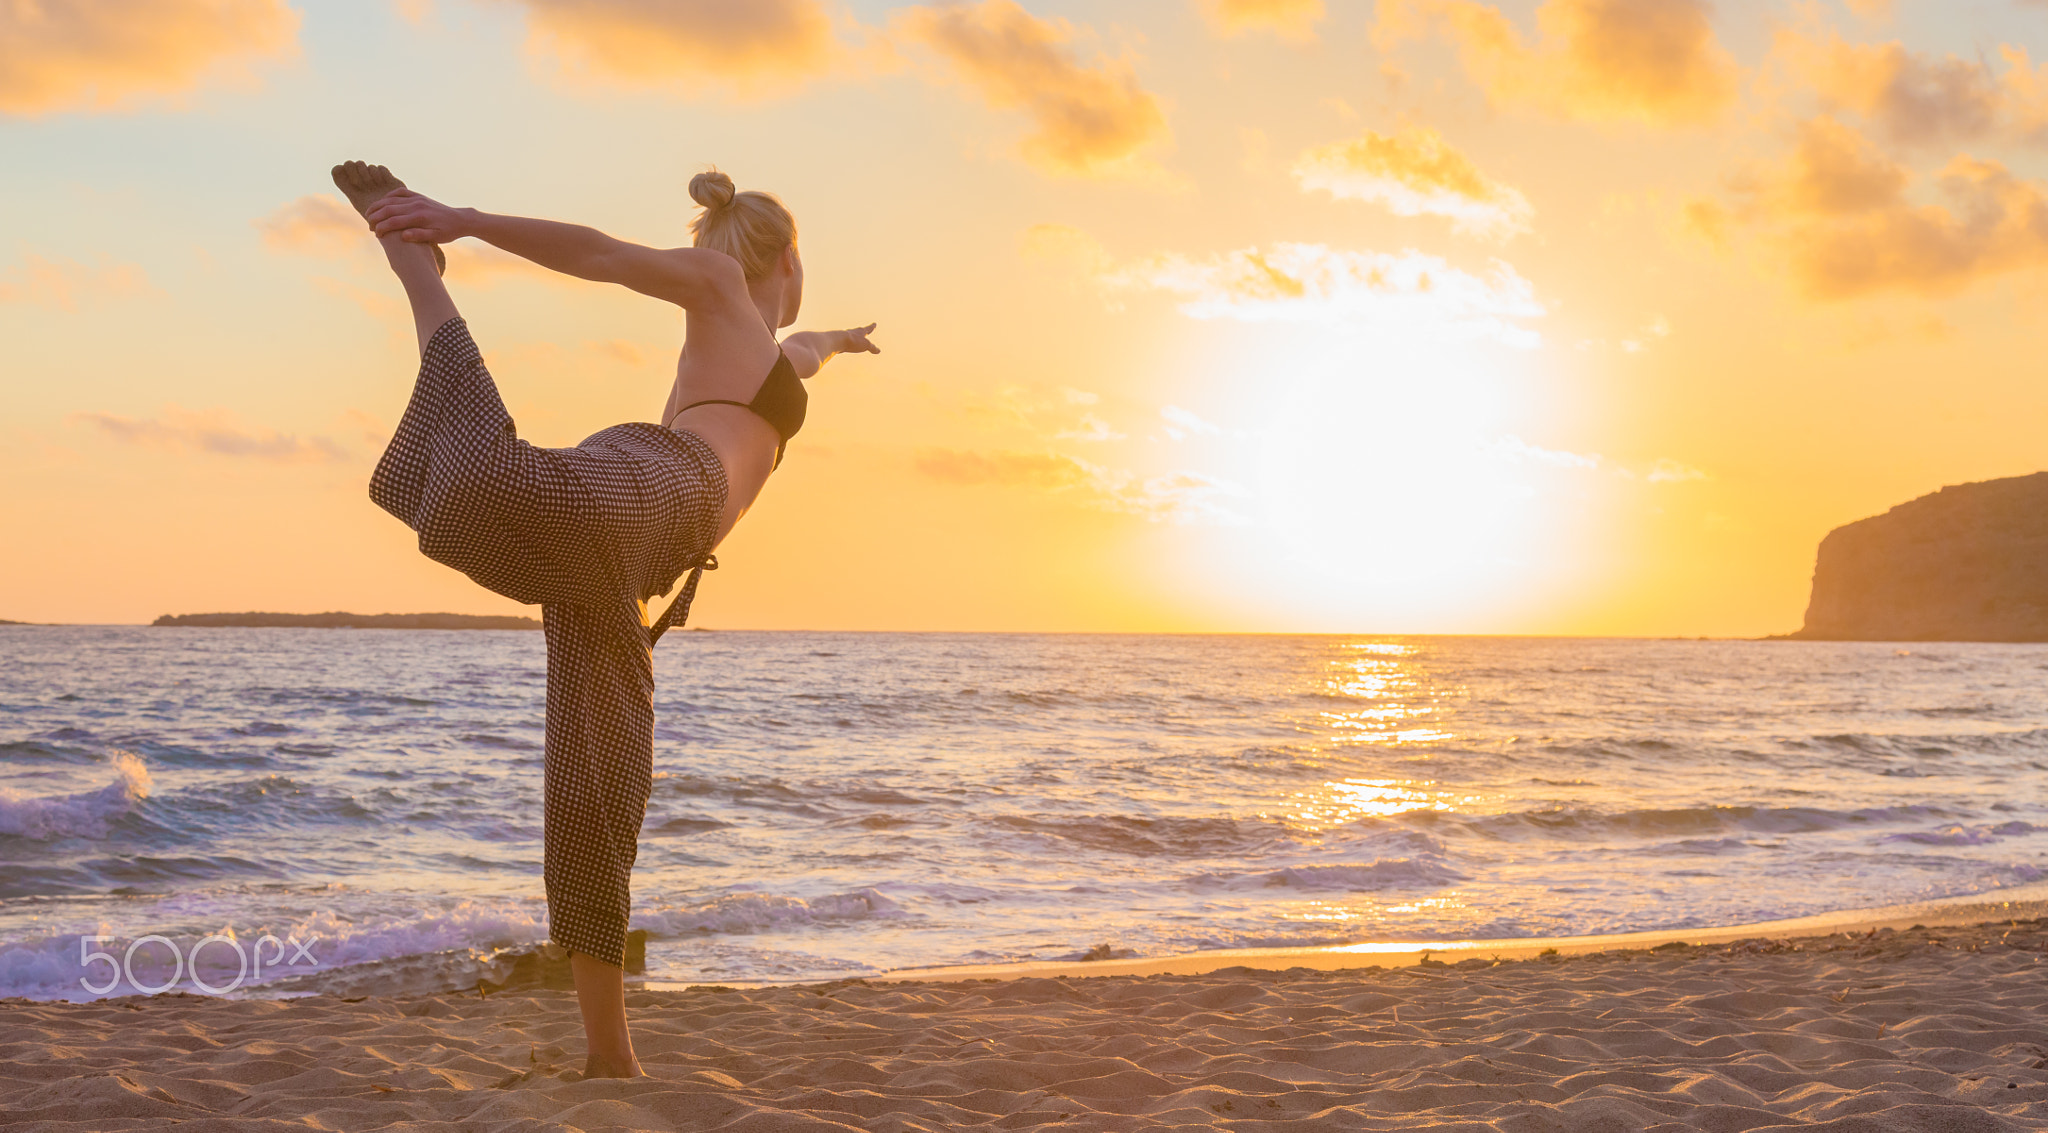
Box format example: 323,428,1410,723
330,159,445,276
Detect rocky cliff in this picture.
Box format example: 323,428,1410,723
1789,472,2048,641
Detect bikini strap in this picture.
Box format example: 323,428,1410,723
676,399,752,413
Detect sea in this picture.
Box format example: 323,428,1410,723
2,626,2045,1001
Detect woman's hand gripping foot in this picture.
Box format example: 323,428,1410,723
330,160,447,276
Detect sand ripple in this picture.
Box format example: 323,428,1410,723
2,920,2046,1131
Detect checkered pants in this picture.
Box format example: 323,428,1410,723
369,318,725,967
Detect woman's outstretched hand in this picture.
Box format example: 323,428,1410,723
780,325,880,379
365,189,472,245
838,324,880,355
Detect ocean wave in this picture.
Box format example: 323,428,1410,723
634,888,901,937
1878,821,2040,846
1190,857,1468,892
1406,802,1962,842
991,814,1294,857
0,896,549,1000
0,754,150,840
0,740,92,763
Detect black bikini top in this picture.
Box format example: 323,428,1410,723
676,349,807,468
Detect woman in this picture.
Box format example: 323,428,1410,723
332,160,877,1078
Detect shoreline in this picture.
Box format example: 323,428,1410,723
7,914,2045,1131
850,881,2048,986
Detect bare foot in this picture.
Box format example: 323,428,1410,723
579,1055,644,1079
330,160,445,276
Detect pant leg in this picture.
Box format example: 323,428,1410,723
371,322,729,967
540,601,654,968
533,430,726,968
368,317,588,607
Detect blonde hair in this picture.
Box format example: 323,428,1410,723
688,169,796,280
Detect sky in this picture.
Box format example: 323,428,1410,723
4,0,2048,635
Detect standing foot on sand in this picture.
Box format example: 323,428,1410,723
578,1056,644,1080
330,160,446,276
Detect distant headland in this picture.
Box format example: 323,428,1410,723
153,612,542,630
1783,471,2048,642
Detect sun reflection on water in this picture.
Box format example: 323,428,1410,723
1292,896,1472,923
1285,778,1490,833
1318,641,1454,745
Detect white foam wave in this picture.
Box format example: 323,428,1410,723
634,888,901,937
0,753,149,840
1191,857,1469,893
0,898,549,1001
291,901,548,971
1880,821,2040,847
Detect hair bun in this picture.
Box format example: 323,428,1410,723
689,169,736,211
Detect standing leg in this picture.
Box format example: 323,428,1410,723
542,602,655,1079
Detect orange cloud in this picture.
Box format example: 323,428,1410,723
506,0,838,93
1376,0,1738,127
444,242,561,285
1742,117,2048,299
0,0,298,117
895,0,1170,177
258,196,562,287
1679,196,1731,247
914,448,1248,524
1098,239,1545,346
1198,0,1324,40
255,194,365,256
1776,28,2001,149
915,448,1093,489
1294,126,1533,239
0,254,153,310
74,407,348,463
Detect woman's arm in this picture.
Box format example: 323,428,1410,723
365,189,740,308
779,324,880,379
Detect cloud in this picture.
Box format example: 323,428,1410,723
1198,0,1324,39
259,196,562,286
0,0,298,117
915,448,1094,489
504,0,839,94
1775,27,2001,150
960,380,1126,444
895,0,1170,177
1771,28,2048,150
255,194,366,256
1492,435,1706,482
1646,458,1707,482
1766,115,1907,215
1104,470,1252,525
1102,241,1546,346
1679,196,1732,247
74,407,348,463
0,254,154,310
1294,125,1534,239
1740,117,2048,299
1161,405,1225,440
444,242,561,285
1055,413,1126,442
1493,435,1601,469
1376,0,1738,127
914,447,1248,524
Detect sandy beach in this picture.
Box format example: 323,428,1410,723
5,918,2046,1132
